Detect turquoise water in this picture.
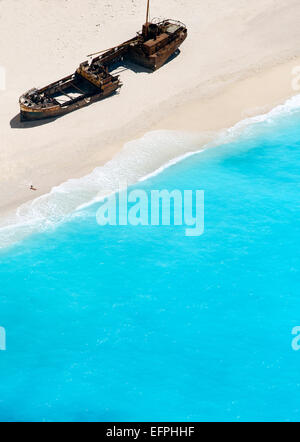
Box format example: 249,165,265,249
0,106,300,422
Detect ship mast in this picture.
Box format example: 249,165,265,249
143,0,150,37
146,0,150,25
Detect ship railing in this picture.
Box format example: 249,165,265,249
151,18,187,29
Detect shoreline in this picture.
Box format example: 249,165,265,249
1,1,300,223
0,81,300,250
2,55,300,219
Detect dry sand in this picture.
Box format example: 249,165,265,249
1,0,300,217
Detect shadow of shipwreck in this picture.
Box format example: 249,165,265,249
10,113,58,129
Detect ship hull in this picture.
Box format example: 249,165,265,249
20,83,119,122
129,28,187,71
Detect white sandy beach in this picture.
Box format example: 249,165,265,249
1,0,300,218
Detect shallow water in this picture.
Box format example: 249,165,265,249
0,101,300,421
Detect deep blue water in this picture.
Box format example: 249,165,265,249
0,108,300,422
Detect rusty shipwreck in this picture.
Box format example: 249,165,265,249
19,1,187,122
